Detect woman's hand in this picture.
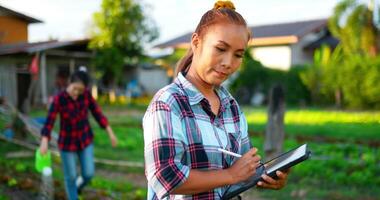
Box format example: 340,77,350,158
109,133,118,147
106,126,118,147
257,169,290,190
40,137,49,155
226,148,261,184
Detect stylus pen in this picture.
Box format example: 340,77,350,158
217,148,242,158
218,148,265,166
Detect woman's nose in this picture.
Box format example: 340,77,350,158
221,54,233,69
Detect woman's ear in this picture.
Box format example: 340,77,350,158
191,33,200,52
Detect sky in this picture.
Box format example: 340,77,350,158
0,0,343,46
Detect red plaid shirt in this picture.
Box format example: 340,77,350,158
41,90,109,151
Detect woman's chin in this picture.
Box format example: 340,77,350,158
203,73,227,86
208,78,224,87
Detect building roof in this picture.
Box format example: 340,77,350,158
155,19,327,48
251,19,326,38
0,5,42,23
303,34,339,50
0,39,90,56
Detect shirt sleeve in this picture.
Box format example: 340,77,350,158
143,101,189,199
88,91,109,129
41,96,60,140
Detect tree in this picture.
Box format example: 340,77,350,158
89,0,158,86
329,0,380,57
231,50,310,105
340,55,380,108
300,0,380,109
300,44,344,107
229,50,269,104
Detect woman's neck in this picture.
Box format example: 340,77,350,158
185,66,215,97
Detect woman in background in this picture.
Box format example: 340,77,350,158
39,68,118,200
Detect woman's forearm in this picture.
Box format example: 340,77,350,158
105,126,115,136
105,125,118,147
172,168,234,194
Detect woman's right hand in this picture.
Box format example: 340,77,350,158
40,137,49,155
226,148,261,184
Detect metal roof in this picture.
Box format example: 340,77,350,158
0,39,90,56
155,19,328,48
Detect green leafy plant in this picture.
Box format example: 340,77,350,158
89,0,159,86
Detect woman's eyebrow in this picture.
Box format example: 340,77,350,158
217,40,230,47
217,40,245,52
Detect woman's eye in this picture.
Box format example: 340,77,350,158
216,47,226,52
235,54,243,58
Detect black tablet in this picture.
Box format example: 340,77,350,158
222,144,311,200
264,143,311,178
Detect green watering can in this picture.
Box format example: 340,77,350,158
35,149,52,173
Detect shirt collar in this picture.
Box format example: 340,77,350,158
175,72,234,108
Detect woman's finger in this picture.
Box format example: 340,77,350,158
276,170,287,180
261,174,278,185
257,181,280,190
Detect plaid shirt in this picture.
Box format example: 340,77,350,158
143,73,252,200
41,90,108,151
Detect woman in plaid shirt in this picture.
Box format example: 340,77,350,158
39,69,118,200
143,1,290,199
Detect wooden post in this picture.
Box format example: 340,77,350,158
264,84,286,161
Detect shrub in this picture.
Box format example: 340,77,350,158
230,51,310,106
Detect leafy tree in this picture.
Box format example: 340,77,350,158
230,50,269,104
329,0,380,57
89,0,158,86
231,50,310,105
340,55,380,108
300,45,344,107
301,0,380,109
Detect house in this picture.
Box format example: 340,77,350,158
0,5,42,44
155,19,339,70
0,39,171,112
0,39,94,112
0,5,94,112
0,5,170,111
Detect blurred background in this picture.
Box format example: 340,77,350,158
0,0,379,199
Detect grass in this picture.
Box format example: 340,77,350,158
92,126,144,162
0,139,146,199
3,105,380,199
243,106,380,142
249,137,380,199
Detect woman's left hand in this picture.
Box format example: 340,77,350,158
109,133,118,147
106,126,118,147
257,169,290,190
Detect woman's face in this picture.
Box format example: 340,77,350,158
67,82,85,100
191,23,249,86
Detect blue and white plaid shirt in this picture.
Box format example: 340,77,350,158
143,73,252,200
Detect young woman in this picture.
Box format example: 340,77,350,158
143,1,290,199
39,69,118,200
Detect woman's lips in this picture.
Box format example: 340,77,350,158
213,69,228,78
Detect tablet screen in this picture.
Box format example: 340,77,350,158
265,144,307,174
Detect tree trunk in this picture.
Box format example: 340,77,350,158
335,89,342,109
264,85,286,161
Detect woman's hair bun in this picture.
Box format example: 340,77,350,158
214,1,236,11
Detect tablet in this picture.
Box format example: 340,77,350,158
265,143,310,177
222,143,311,200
